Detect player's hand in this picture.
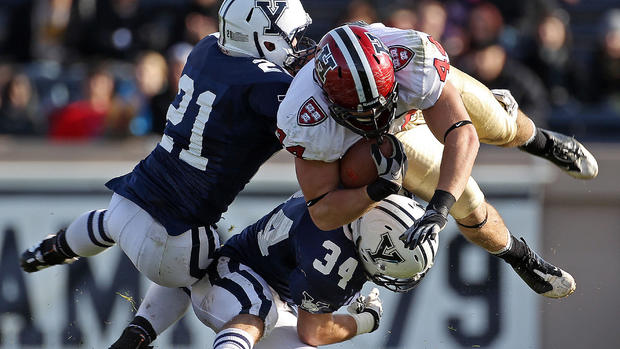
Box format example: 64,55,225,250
400,208,447,249
366,134,408,201
491,89,518,119
347,288,383,332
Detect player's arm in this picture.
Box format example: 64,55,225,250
296,310,357,346
423,80,479,201
295,157,376,231
296,288,382,346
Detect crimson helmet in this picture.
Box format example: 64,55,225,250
314,24,398,138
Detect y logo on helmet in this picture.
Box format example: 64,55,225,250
255,0,288,35
365,32,390,58
315,44,336,84
389,45,414,72
366,233,405,264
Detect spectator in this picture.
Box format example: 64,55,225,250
464,43,551,126
587,9,620,104
48,63,134,140
468,1,504,49
416,0,447,40
150,42,193,135
521,10,583,106
385,6,417,30
129,51,168,136
0,71,43,135
337,0,379,25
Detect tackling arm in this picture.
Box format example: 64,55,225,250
297,310,357,346
295,157,377,231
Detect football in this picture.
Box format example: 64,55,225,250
340,137,394,188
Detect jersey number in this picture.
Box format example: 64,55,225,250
313,240,359,290
162,74,215,171
427,35,450,82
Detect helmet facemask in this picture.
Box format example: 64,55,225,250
328,81,399,138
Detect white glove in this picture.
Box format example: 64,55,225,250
491,89,518,120
347,288,383,334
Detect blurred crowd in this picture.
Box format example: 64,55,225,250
0,0,619,141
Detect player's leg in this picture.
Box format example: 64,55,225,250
254,301,316,349
191,256,279,349
396,126,576,298
109,284,191,349
447,66,598,179
20,207,114,272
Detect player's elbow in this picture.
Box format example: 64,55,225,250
308,207,340,231
297,324,327,346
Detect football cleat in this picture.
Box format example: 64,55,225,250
109,326,154,349
20,230,78,273
540,129,598,180
509,238,576,298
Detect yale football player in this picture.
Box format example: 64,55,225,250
116,193,437,349
20,0,315,302
276,23,593,299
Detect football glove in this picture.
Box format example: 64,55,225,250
491,89,518,120
366,134,408,201
347,287,383,334
400,189,455,249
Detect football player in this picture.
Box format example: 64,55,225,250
276,23,594,299
20,0,315,290
112,193,437,349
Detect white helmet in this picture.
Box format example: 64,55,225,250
218,0,316,73
348,194,439,293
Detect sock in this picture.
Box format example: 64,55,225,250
55,229,78,258
128,316,158,344
64,209,114,257
494,235,528,265
519,128,549,157
213,328,255,349
135,284,191,335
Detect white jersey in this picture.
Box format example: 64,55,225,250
276,24,449,162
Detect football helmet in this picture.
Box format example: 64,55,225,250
218,0,316,74
347,194,439,293
314,24,398,138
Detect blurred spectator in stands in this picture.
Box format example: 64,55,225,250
337,0,379,25
64,0,145,61
586,9,620,105
468,1,504,49
463,43,550,126
521,9,584,106
179,0,219,45
385,6,417,30
0,0,34,62
0,70,44,135
48,63,134,140
150,42,193,135
416,0,447,40
128,51,168,136
31,0,73,62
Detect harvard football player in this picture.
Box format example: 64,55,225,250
276,23,592,299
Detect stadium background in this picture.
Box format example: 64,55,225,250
1,0,619,348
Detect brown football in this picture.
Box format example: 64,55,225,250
340,137,394,188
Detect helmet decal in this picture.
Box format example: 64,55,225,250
365,232,405,264
315,44,337,84
255,0,288,35
330,26,379,105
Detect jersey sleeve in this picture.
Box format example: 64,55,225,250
369,25,450,111
248,79,291,119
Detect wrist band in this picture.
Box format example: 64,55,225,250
428,189,456,216
351,311,376,335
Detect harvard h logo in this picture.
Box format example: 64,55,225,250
366,233,405,264
255,0,288,35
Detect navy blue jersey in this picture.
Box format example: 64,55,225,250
106,34,291,235
219,192,368,313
